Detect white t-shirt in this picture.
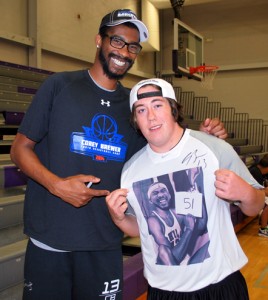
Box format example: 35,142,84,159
122,129,261,292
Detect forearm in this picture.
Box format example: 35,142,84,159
238,188,265,216
113,214,140,237
11,139,60,193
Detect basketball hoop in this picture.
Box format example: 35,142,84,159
189,65,219,90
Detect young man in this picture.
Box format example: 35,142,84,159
249,154,268,237
11,9,227,300
106,78,265,300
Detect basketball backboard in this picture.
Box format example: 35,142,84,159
172,18,204,81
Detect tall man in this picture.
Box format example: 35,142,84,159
11,9,227,300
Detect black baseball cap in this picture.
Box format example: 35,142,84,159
99,9,149,42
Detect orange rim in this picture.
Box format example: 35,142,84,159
189,65,219,74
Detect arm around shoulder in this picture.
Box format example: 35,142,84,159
199,118,228,139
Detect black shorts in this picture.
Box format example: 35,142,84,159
147,271,249,300
23,239,123,300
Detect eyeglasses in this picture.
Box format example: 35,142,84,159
104,34,142,54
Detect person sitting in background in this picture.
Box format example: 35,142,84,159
106,78,265,300
249,154,268,237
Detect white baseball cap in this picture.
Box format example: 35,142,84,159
130,78,177,111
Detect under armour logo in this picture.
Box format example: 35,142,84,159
24,281,33,291
101,99,110,107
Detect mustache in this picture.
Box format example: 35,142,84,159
109,53,133,65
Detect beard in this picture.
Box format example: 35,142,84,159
98,49,134,80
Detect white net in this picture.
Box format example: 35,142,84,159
200,68,218,90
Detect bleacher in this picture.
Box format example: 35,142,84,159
170,77,268,163
0,61,267,299
0,61,53,299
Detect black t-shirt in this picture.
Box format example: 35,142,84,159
19,70,146,250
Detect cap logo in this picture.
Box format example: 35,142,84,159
100,9,149,43
117,12,137,20
137,79,159,87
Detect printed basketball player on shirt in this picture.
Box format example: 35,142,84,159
131,167,210,266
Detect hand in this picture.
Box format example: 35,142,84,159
50,175,109,208
214,169,249,202
200,118,228,139
106,189,128,223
